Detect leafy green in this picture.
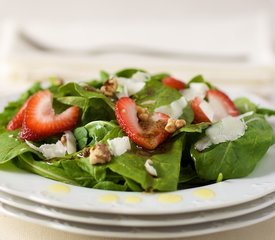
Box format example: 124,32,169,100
234,97,275,116
0,131,43,164
191,114,274,180
115,68,146,78
187,75,213,89
134,77,182,110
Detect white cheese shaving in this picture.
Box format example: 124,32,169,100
64,131,77,154
107,136,131,156
154,96,187,119
116,77,145,97
181,83,209,101
26,140,66,159
25,131,77,159
194,116,247,151
144,159,157,177
199,100,215,122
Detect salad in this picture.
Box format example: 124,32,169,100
0,68,274,192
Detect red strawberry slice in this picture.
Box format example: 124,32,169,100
191,97,211,123
162,77,186,90
115,97,170,150
207,89,239,120
7,98,31,131
19,90,80,141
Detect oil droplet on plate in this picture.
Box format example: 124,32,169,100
158,194,182,204
99,194,119,203
47,184,70,194
124,196,142,204
193,188,215,200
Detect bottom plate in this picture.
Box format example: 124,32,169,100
0,190,275,227
1,200,275,239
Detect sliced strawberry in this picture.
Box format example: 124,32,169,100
115,97,170,150
19,90,80,141
191,97,211,123
207,89,239,120
7,98,32,131
162,77,186,90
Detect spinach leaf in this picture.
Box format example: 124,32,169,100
133,78,183,111
234,97,275,116
191,114,274,180
187,75,213,89
0,131,43,164
74,121,120,149
107,135,185,191
234,97,257,113
115,68,146,78
14,153,78,185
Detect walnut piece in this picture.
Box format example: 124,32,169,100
100,78,118,97
136,106,150,121
165,118,186,133
89,143,112,165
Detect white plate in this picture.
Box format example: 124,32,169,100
1,190,275,227
1,201,275,239
0,91,275,215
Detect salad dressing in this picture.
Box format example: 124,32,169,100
193,188,215,200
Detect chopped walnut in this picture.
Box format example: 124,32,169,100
100,78,118,97
89,143,112,165
165,118,186,133
136,106,150,121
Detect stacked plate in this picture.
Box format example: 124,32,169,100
0,92,275,239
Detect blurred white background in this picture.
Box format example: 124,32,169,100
0,0,274,98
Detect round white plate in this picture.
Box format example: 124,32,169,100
1,201,275,239
0,190,275,227
0,91,275,215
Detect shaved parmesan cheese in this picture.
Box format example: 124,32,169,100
194,136,212,152
208,94,228,121
207,116,247,144
116,77,145,97
144,159,157,177
181,83,209,101
195,116,247,151
199,100,215,122
64,131,77,154
107,136,131,156
155,96,187,119
26,140,66,159
25,131,76,159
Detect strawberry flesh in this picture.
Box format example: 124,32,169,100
115,97,170,150
19,90,80,141
162,77,186,90
7,98,31,131
207,89,239,119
